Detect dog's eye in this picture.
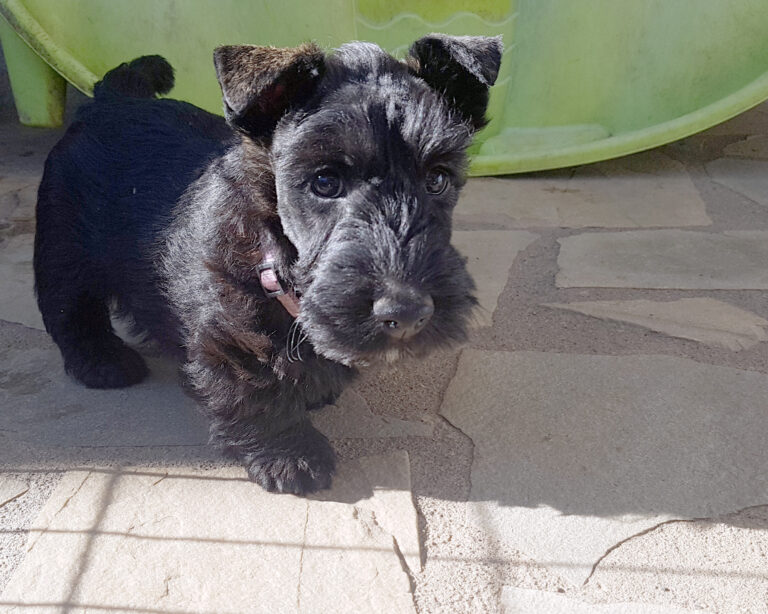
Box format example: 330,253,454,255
425,168,449,195
311,172,344,198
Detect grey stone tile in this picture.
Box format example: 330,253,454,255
557,230,768,289
0,476,28,508
589,507,768,614
545,298,768,351
0,472,61,595
0,178,36,219
722,135,768,159
0,339,209,448
1,327,429,452
1,453,418,613
356,452,421,573
706,157,768,207
440,350,768,585
311,389,434,439
456,152,711,229
0,234,43,330
502,587,703,613
452,230,538,327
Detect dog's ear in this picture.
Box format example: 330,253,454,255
408,34,502,131
213,43,325,137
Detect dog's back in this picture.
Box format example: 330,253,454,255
34,56,233,383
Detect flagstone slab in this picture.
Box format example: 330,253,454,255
557,230,768,289
456,152,711,229
440,350,768,585
501,587,703,614
312,451,421,575
355,452,421,574
722,135,768,159
0,342,209,448
0,234,43,330
0,452,417,614
0,476,28,508
0,324,431,450
311,389,434,439
545,298,768,351
0,181,36,223
706,157,768,207
589,508,768,614
452,230,538,327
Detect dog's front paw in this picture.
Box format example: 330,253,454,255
243,422,336,495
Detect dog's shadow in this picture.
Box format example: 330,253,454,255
6,324,765,522
0,326,379,503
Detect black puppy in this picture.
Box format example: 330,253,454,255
34,35,502,494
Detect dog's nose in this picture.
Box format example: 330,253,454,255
373,292,434,340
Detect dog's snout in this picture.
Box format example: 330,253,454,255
373,292,434,340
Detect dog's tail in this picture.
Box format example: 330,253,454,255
93,55,175,100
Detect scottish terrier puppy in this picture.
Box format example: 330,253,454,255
34,35,502,494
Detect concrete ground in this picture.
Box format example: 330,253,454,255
1,89,768,613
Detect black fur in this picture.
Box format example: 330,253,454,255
34,36,503,494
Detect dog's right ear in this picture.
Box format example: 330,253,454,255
213,43,325,138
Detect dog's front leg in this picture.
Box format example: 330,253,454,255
220,416,336,495
184,341,337,495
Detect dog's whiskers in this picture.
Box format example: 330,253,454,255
287,319,308,362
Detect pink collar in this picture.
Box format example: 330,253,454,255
258,253,301,318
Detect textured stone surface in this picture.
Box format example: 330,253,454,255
452,230,538,327
545,298,768,351
557,230,768,289
0,176,37,224
0,477,28,508
440,350,768,585
314,451,422,575
501,587,703,614
1,330,429,450
312,389,434,439
0,234,43,330
0,473,60,595
590,507,768,614
707,157,768,207
1,452,418,613
456,152,711,229
722,135,768,159
0,341,209,448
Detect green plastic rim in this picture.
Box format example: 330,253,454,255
0,0,98,94
2,0,768,175
470,70,768,175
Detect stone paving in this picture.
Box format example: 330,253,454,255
1,98,768,613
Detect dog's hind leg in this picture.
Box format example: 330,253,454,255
34,182,148,389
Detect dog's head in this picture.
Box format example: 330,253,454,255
214,35,502,366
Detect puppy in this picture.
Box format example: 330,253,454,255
34,35,502,494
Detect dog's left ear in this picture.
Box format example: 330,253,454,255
213,43,325,137
408,34,502,131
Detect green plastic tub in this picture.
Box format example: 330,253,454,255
2,0,768,175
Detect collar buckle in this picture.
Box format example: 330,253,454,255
258,260,286,298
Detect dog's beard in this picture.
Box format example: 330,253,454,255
296,287,475,368
289,229,476,367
